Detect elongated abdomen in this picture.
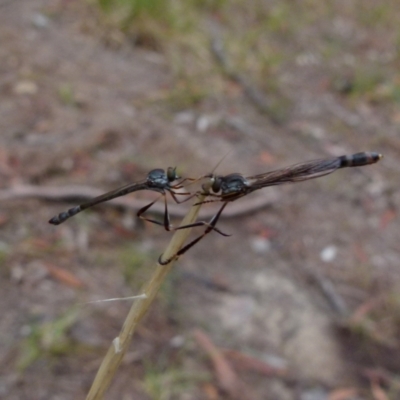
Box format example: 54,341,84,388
339,152,382,168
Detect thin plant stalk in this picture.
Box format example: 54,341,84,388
86,193,207,400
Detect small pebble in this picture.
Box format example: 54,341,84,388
250,236,271,254
32,13,50,29
13,80,38,95
320,245,337,262
170,335,185,348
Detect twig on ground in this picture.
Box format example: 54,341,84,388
222,348,288,377
211,37,283,124
193,328,256,400
311,270,349,317
0,183,278,219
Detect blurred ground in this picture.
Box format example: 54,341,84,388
0,1,399,399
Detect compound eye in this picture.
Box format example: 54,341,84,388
167,167,178,182
212,177,221,193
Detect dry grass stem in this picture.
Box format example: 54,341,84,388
86,193,207,400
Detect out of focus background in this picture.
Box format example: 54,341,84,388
0,1,399,399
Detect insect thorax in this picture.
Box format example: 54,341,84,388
220,174,249,195
147,169,169,188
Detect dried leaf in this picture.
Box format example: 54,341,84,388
371,380,389,400
193,329,237,396
223,348,288,377
192,329,254,400
328,387,358,400
379,209,397,230
44,263,85,288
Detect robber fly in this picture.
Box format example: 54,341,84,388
159,152,382,264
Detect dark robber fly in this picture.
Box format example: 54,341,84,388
159,151,382,264
49,167,191,230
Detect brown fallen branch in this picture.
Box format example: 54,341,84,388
0,183,278,219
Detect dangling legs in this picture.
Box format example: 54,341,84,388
137,190,229,238
136,194,170,229
158,202,229,265
137,186,200,231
